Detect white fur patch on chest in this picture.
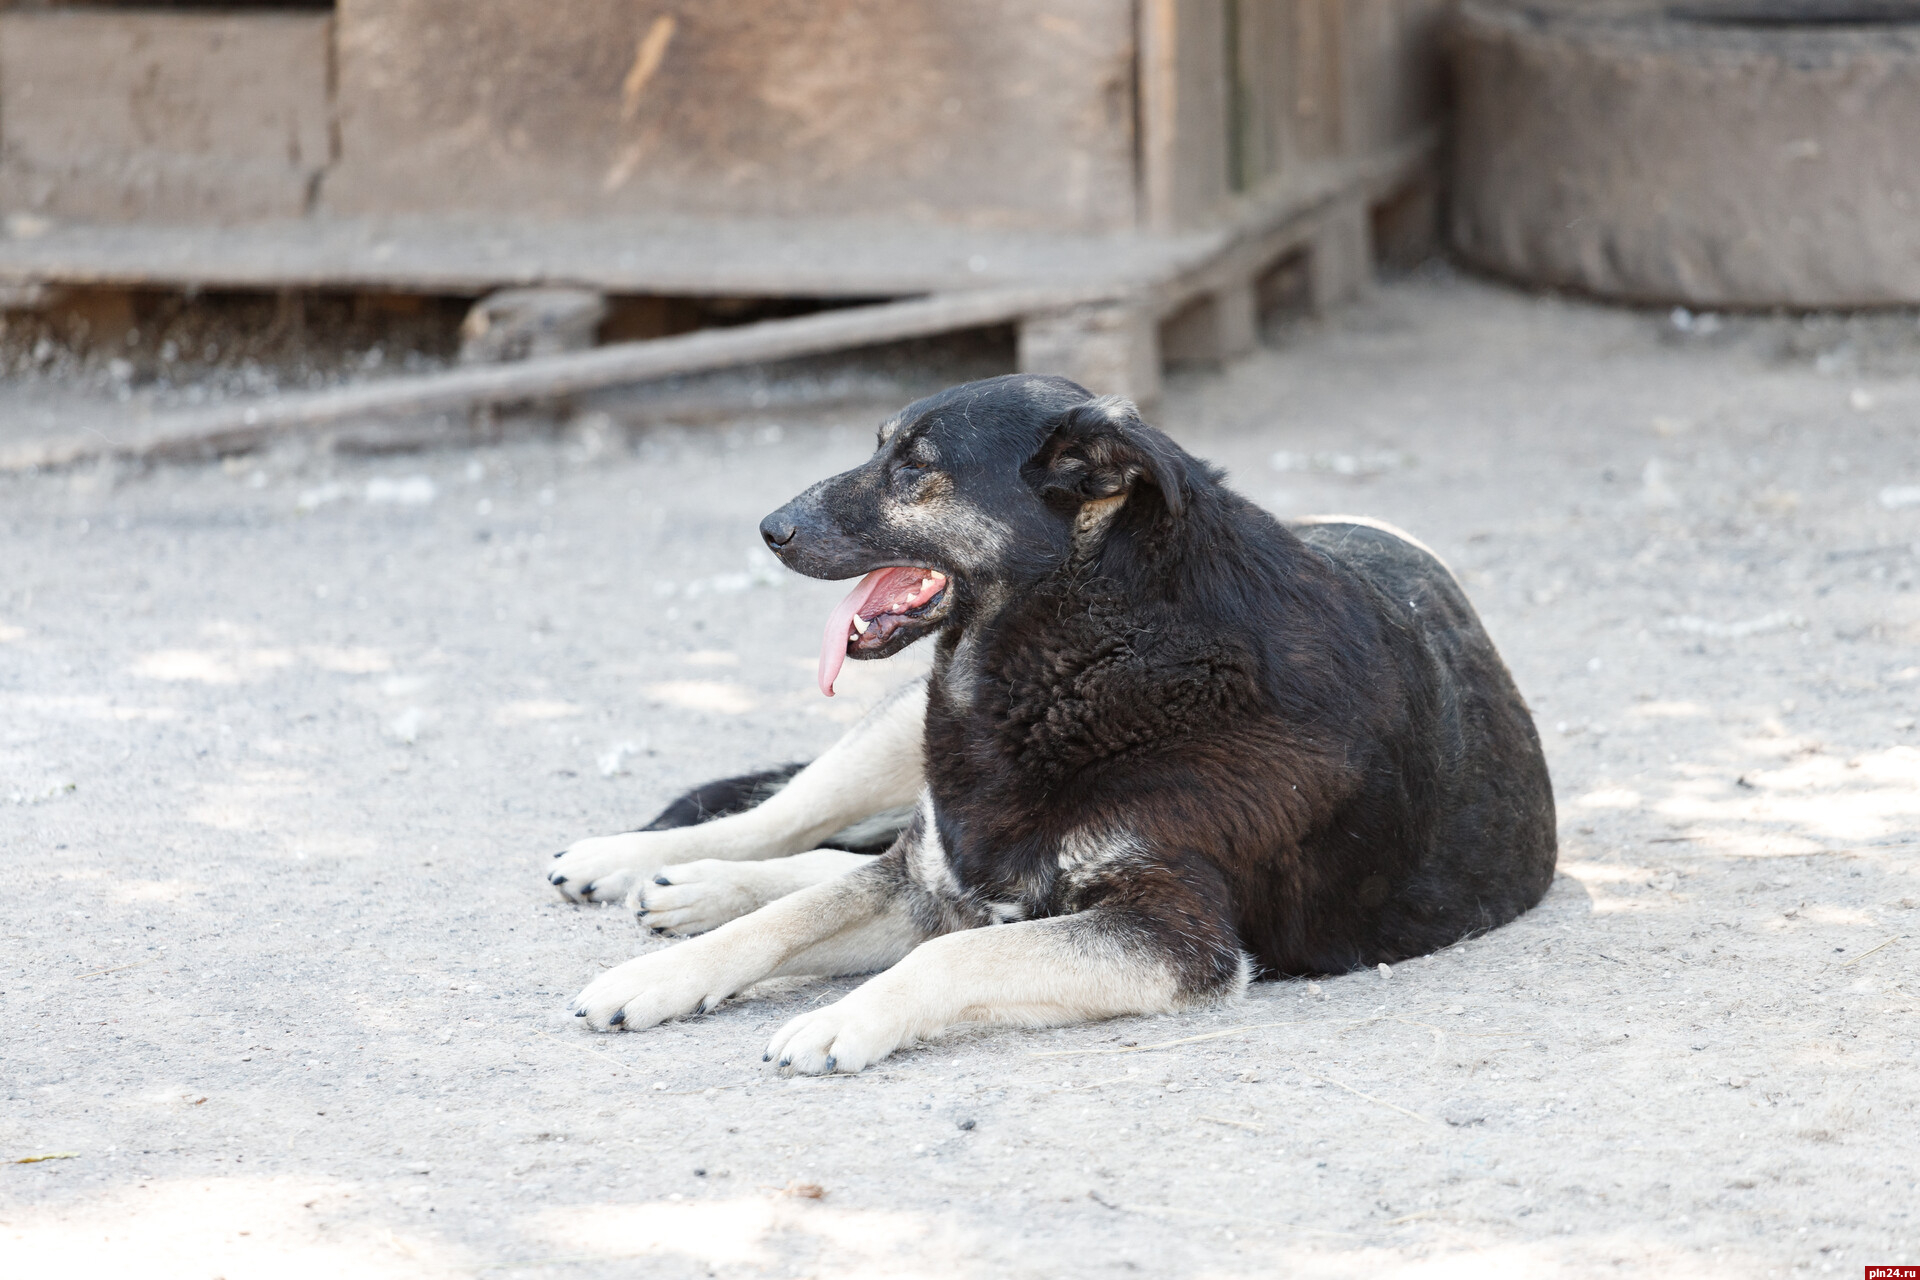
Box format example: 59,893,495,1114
906,790,961,897
1055,828,1152,904
1056,827,1145,873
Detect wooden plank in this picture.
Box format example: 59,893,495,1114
0,131,1437,472
327,0,1138,233
1139,0,1182,231
0,12,331,223
0,214,1218,298
1230,0,1288,193
1018,302,1162,405
0,288,1083,470
1141,127,1436,317
0,133,1435,305
1285,0,1345,166
1137,0,1232,232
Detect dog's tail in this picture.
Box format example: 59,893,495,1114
638,763,911,854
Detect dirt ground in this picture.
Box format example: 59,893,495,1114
2,270,1917,1279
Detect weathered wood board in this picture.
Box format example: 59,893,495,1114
0,10,333,223
324,0,1141,231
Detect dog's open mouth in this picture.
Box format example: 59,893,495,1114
818,566,951,696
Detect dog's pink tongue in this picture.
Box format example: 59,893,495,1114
818,569,893,697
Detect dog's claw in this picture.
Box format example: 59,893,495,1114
553,850,567,859
609,1010,626,1026
653,874,671,885
825,1055,837,1071
550,874,567,886
574,1008,586,1017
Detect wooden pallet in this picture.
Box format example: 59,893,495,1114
0,133,1433,470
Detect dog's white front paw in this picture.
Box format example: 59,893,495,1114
764,989,912,1075
548,831,679,904
634,859,774,936
569,941,736,1031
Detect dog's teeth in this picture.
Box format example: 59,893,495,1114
851,615,869,636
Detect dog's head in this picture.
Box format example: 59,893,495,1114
760,374,1191,694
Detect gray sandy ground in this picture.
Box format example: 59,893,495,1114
3,273,1918,1279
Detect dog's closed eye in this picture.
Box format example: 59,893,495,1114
892,460,938,495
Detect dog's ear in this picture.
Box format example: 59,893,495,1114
1027,396,1187,517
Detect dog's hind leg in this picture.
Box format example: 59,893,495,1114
548,677,927,905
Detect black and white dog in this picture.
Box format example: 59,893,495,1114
550,375,1556,1073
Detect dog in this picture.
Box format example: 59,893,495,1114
549,374,1556,1073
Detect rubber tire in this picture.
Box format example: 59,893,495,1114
1449,1,1920,307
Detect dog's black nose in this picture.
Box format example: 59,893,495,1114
760,515,797,551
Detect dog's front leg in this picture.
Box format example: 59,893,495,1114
550,677,926,904
570,854,931,1030
764,905,1252,1074
636,849,875,937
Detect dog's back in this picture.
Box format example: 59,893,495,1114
1279,517,1557,970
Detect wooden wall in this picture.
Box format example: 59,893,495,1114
0,9,331,222
1141,0,1447,230
323,0,1142,232
0,0,1446,235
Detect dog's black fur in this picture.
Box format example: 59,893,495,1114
672,374,1555,987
